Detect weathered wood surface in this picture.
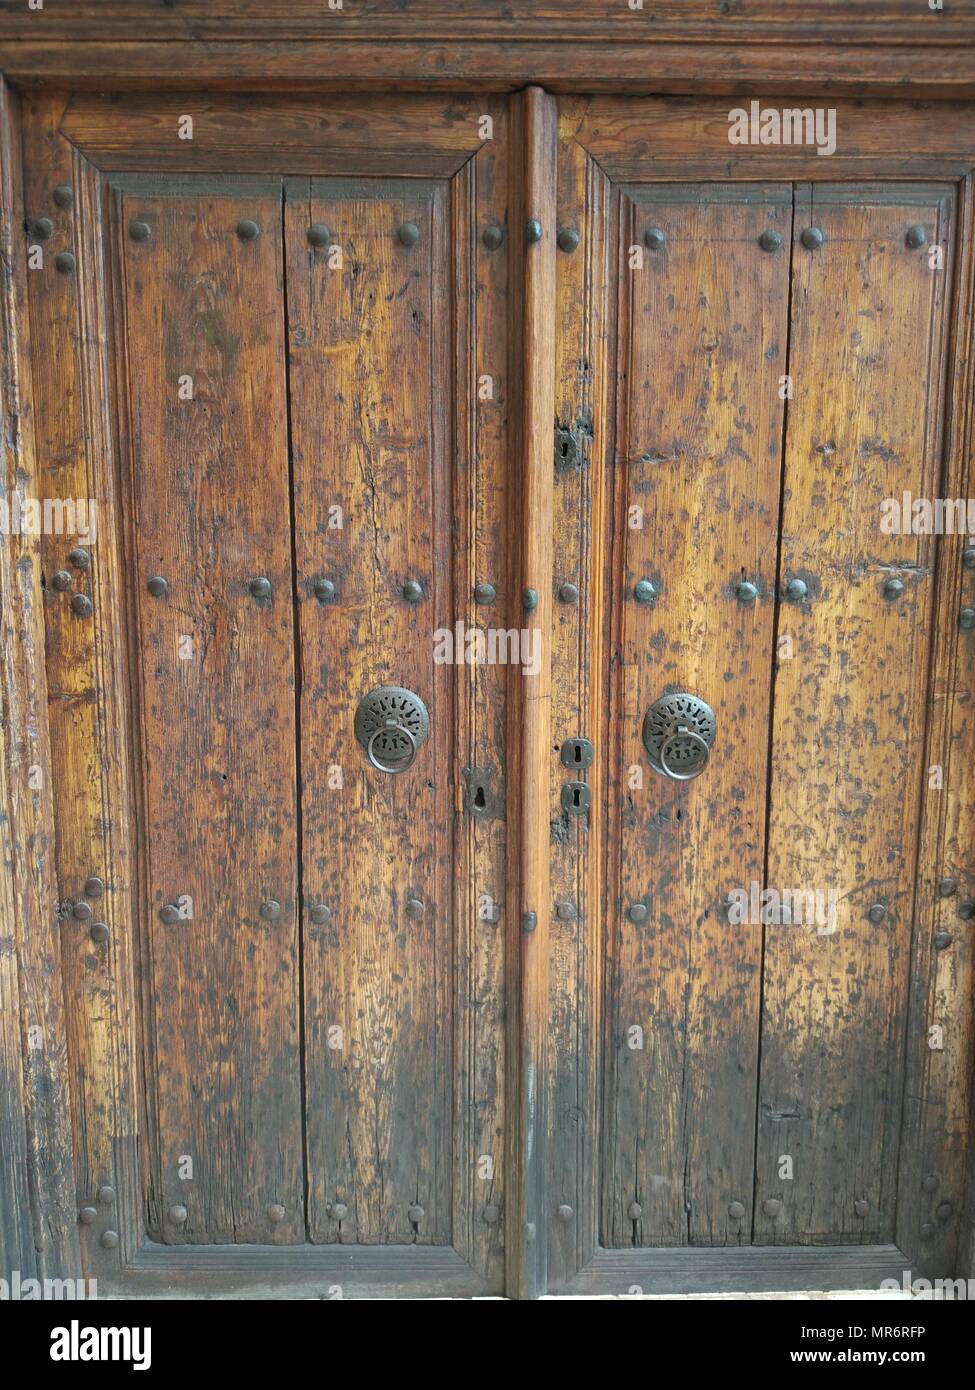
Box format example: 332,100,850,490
757,184,955,1245
120,184,305,1244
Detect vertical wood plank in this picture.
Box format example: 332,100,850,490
506,85,557,1299
603,185,791,1247
758,184,954,1244
120,183,304,1244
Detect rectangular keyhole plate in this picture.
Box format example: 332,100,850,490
560,737,594,770
561,781,591,816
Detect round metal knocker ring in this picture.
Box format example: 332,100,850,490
658,726,711,781
366,721,418,774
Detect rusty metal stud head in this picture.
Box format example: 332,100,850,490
559,582,579,604
128,220,151,243
628,902,649,924
523,587,538,613
963,546,975,571
557,228,580,254
52,569,73,591
959,607,975,630
557,1204,574,1222
759,229,783,253
728,1200,746,1220
260,899,281,921
313,578,335,603
159,904,180,925
854,1199,869,1217
408,1203,425,1223
482,224,504,251
73,900,93,921
921,1174,940,1193
735,579,759,605
936,1201,953,1221
147,575,168,598
938,877,958,897
627,1200,643,1220
801,226,825,250
79,1206,98,1225
266,1203,286,1223
329,1201,348,1221
405,897,424,920
89,922,109,944
958,900,975,920
883,576,905,600
634,579,658,606
397,222,420,247
906,225,927,249
934,930,953,950
555,901,576,921
402,578,423,604
29,216,54,241
867,902,888,924
784,577,808,603
526,219,543,245
55,251,76,275
644,227,666,251
474,581,496,605
168,1204,188,1224
236,219,261,242
54,184,73,210
920,1222,936,1239
309,903,331,925
71,593,93,617
763,1198,783,1217
249,575,272,601
69,547,91,571
100,1230,119,1249
522,911,537,934
482,1203,500,1224
306,223,331,248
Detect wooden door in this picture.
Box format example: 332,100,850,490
17,92,512,1298
546,99,975,1295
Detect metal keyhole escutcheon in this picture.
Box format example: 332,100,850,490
354,686,429,774
642,692,716,781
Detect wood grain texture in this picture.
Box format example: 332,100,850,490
119,185,305,1244
0,75,79,1279
756,184,955,1246
603,184,791,1248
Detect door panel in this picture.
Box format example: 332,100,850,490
603,185,792,1247
121,183,304,1243
286,178,454,1244
755,184,955,1244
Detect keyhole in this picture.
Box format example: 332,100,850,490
474,785,486,810
573,744,582,764
572,787,582,807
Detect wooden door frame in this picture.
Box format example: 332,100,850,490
2,8,975,1299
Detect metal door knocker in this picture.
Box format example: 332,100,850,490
642,692,716,781
354,686,429,774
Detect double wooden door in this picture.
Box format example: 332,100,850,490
14,88,974,1298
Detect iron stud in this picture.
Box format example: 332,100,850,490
79,1207,97,1225
628,902,649,924
100,1230,119,1249
558,581,579,604
959,607,975,630
759,229,783,253
920,1222,936,1239
309,904,331,925
854,1199,868,1217
934,930,953,951
523,588,538,613
867,902,888,924
28,216,54,241
169,1204,188,1224
313,577,335,603
938,877,958,897
306,223,331,249
408,1203,425,1223
482,225,504,251
882,576,905,601
482,1204,500,1224
634,579,659,606
397,222,420,247
526,219,543,245
53,184,73,211
784,577,808,603
557,1204,574,1222
906,225,927,249
763,1198,783,1217
159,904,180,925
260,899,281,921
236,219,261,242
728,1201,745,1220
402,579,424,604
55,251,75,275
266,1203,286,1223
627,1201,643,1219
69,548,90,570
52,570,73,591
958,900,975,920
72,901,92,922
329,1202,349,1221
921,1174,940,1193
249,576,272,601
963,546,975,570
936,1201,953,1221
735,579,759,605
128,220,151,243
644,227,666,251
522,911,537,934
555,901,576,921
89,923,109,944
557,227,580,254
147,575,169,598
474,582,497,605
405,897,424,920
800,226,825,250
